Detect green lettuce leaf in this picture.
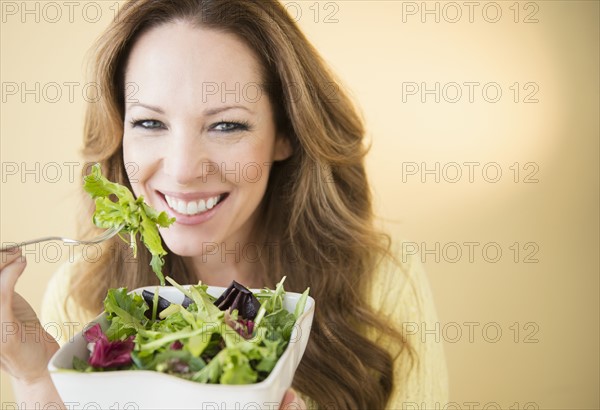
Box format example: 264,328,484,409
103,288,148,340
83,163,175,285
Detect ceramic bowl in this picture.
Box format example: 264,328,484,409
48,285,315,410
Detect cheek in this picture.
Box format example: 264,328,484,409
226,144,275,187
239,162,264,184
122,136,157,193
122,135,137,166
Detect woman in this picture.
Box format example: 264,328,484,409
0,1,448,408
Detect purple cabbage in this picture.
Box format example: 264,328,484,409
214,281,261,320
84,323,135,368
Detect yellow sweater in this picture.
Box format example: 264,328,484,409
41,239,449,409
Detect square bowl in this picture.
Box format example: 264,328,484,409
48,285,315,410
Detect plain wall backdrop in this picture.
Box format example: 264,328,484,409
1,1,598,408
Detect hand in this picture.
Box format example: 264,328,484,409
280,388,306,409
0,248,59,383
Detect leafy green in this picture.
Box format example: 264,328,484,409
72,356,93,372
103,288,148,340
294,288,310,319
219,347,257,384
76,277,310,384
83,163,175,285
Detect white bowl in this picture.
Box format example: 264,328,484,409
48,285,315,410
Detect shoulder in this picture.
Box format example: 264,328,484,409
367,232,450,407
41,257,99,345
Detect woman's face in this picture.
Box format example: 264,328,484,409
122,22,290,258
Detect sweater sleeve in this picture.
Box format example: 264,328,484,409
40,259,98,346
369,239,450,408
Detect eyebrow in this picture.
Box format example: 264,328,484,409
204,105,254,116
126,103,253,116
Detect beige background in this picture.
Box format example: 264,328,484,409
1,1,598,408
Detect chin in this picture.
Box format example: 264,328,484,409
165,245,199,258
160,231,210,258
164,241,210,259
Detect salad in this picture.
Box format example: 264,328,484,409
83,163,175,285
73,277,309,384
78,164,310,384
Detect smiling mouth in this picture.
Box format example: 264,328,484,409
162,193,229,216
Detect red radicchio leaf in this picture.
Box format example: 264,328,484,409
83,322,104,343
170,340,184,350
224,310,255,340
84,323,134,368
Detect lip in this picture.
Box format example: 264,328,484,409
156,191,229,225
160,190,227,201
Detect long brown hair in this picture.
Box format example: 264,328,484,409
71,1,413,408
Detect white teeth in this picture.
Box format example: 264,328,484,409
164,194,222,216
187,201,198,214
176,200,187,214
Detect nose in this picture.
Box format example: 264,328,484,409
162,129,210,186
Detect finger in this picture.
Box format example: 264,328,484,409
13,293,39,323
0,255,27,314
0,247,23,270
280,388,306,410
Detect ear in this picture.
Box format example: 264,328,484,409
273,132,292,161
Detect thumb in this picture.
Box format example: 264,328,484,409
281,388,306,410
0,253,27,311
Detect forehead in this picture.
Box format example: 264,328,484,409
124,22,266,107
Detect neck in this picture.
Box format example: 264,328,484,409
182,241,264,288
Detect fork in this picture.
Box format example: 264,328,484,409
0,224,125,252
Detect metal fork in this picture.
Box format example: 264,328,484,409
0,224,124,252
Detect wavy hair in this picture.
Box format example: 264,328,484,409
70,1,413,408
